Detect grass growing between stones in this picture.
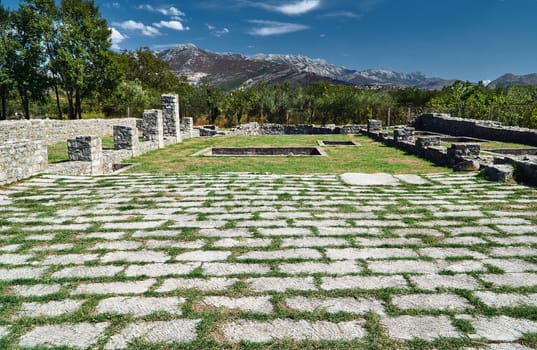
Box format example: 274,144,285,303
1,172,537,349
126,135,448,174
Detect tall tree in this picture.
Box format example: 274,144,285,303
54,0,114,119
6,0,53,119
0,4,12,120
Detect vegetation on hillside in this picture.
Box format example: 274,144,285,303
1,1,537,128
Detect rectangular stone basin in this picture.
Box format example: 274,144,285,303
441,136,488,143
317,140,359,146
193,147,326,157
484,148,537,156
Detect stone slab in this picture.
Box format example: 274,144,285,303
97,296,184,316
285,296,384,315
341,173,400,186
221,319,365,342
381,315,460,340
105,319,200,349
200,296,273,313
19,322,108,349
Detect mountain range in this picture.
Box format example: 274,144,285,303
155,44,537,90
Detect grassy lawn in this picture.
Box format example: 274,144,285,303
127,134,449,174
48,136,115,163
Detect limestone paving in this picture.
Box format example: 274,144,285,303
1,172,536,348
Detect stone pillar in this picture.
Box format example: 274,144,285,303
114,126,139,150
367,119,382,132
142,109,164,148
182,117,194,138
161,94,181,143
67,136,103,175
394,127,415,143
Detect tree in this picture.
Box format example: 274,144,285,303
0,4,12,120
6,0,53,119
53,0,114,119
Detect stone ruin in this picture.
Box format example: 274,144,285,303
0,94,193,184
361,114,537,185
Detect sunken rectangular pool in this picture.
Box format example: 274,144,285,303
193,147,327,157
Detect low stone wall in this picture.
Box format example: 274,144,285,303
0,118,138,145
0,140,48,185
229,122,363,135
410,113,537,147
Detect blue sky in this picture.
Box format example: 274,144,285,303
3,0,537,82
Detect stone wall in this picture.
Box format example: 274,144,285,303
229,122,363,136
410,113,537,147
0,118,138,145
0,140,48,185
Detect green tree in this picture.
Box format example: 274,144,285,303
6,0,53,119
0,4,13,120
54,0,114,119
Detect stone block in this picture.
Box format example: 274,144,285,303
67,136,103,175
447,143,481,158
415,136,441,148
393,127,414,143
142,109,164,148
367,119,382,132
161,94,181,143
453,159,480,171
484,164,514,182
113,126,138,150
181,117,194,138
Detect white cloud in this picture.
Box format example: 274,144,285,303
248,20,309,36
138,4,185,17
207,24,230,37
154,20,189,31
249,0,320,15
275,0,320,15
110,27,127,49
323,11,362,19
113,20,161,36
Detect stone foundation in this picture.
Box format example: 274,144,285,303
410,113,537,147
0,140,48,185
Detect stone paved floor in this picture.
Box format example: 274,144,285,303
0,172,536,349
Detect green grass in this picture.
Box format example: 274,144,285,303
126,135,448,175
47,136,115,163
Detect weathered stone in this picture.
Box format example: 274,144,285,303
11,283,61,296
17,299,84,318
471,316,537,341
72,279,155,295
381,315,460,340
156,278,238,292
202,262,270,276
473,291,537,308
285,296,384,314
175,250,231,261
238,248,321,260
340,173,400,186
124,262,200,277
321,276,407,290
247,277,316,292
279,261,361,275
19,322,108,349
200,296,273,313
392,293,471,311
97,296,184,316
410,274,479,290
221,319,365,342
52,265,123,279
105,319,200,349
0,267,47,281
480,273,537,287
